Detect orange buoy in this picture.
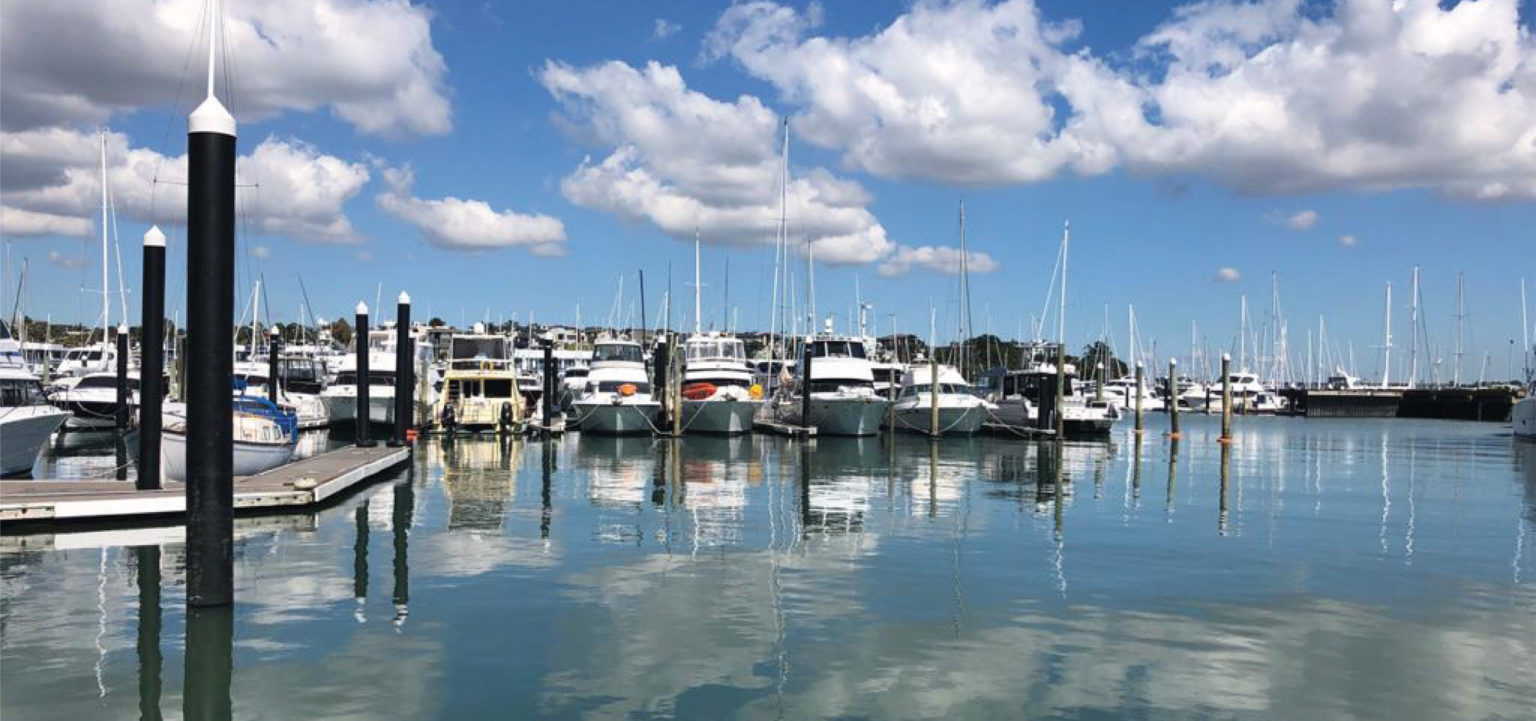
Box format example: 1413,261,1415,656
618,383,637,397
682,382,716,400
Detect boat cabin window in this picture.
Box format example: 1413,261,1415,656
563,368,589,378
593,343,643,364
484,379,514,397
593,380,651,394
333,371,395,387
808,340,865,359
452,337,507,360
0,378,47,405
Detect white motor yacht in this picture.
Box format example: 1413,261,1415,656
320,324,435,428
891,363,995,435
978,347,1119,435
1206,370,1289,414
48,370,141,430
1100,377,1167,412
0,326,69,476
572,337,660,435
771,323,890,436
557,365,589,414
679,332,762,435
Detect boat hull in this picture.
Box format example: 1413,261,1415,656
322,393,395,426
0,407,69,476
161,431,295,481
892,405,989,435
680,399,761,435
779,397,889,436
575,402,660,435
1515,397,1536,439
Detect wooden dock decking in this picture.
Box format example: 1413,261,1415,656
0,444,410,528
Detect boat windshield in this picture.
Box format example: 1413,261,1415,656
593,343,642,363
686,340,745,360
900,384,967,397
334,371,396,387
0,378,47,405
809,340,866,359
452,337,507,360
76,375,139,390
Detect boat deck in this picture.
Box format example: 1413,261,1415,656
0,444,410,528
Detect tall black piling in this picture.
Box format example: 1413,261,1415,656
355,302,374,447
185,70,237,608
267,327,280,404
654,336,670,425
135,545,162,721
541,339,554,433
115,324,129,430
391,292,411,447
801,341,813,428
138,226,166,490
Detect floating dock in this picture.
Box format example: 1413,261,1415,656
0,444,409,528
753,419,817,437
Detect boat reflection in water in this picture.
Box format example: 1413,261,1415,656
2,417,1533,721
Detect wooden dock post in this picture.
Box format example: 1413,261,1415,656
1133,361,1144,435
1167,358,1180,439
138,228,166,490
671,333,682,437
185,27,238,606
115,324,129,429
1220,353,1233,444
355,302,375,448
391,292,411,447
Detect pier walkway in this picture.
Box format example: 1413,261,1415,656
0,444,409,528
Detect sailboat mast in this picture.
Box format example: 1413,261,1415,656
1454,272,1465,386
693,229,702,335
1408,265,1419,388
1239,294,1247,371
1057,221,1068,346
1382,282,1393,388
99,131,110,348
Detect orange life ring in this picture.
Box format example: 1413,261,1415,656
618,383,637,397
682,382,716,400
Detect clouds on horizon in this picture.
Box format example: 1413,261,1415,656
375,161,567,256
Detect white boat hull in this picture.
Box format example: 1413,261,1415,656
0,406,69,476
575,401,660,435
160,431,295,481
779,397,889,436
322,393,395,426
680,399,761,435
1514,397,1536,439
892,405,989,435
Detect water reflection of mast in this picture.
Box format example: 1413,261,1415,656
136,545,163,721
1380,431,1391,555
1405,440,1416,566
1052,442,1066,598
95,548,109,699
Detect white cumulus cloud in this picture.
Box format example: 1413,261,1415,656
704,0,1536,200
1285,210,1319,230
877,245,999,277
1215,267,1242,282
375,162,567,255
0,205,94,237
0,128,370,243
0,0,451,136
1338,234,1358,247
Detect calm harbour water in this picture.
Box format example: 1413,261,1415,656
3,415,1533,720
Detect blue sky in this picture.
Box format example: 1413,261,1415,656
2,0,1533,381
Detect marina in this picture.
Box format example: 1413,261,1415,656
2,0,1534,719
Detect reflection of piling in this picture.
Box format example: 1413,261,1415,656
115,324,129,429
353,499,369,603
355,303,374,447
182,605,233,721
135,545,162,721
185,57,238,607
391,473,413,626
1167,359,1180,439
1218,442,1231,535
540,441,554,539
391,293,412,446
798,444,811,531
1166,438,1180,515
1131,434,1143,500
1219,354,1233,444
